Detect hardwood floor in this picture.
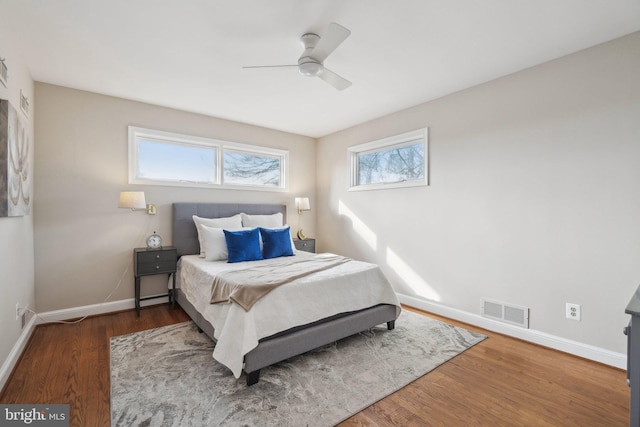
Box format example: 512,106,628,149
0,304,190,427
0,304,629,426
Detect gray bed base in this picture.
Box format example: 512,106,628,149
172,202,398,386
175,289,396,385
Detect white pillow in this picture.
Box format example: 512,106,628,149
201,225,229,261
193,214,243,257
240,212,283,228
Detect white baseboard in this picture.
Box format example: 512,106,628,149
36,296,168,323
397,293,627,370
0,314,38,392
0,296,168,391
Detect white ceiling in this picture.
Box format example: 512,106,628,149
2,0,639,138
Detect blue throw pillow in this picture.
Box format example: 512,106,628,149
224,228,263,263
259,226,294,259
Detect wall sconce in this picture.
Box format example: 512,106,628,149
119,191,156,215
295,197,310,215
294,197,311,240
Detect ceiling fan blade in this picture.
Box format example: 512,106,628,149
310,22,350,62
318,67,352,91
242,65,298,69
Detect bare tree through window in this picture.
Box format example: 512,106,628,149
357,142,424,185
223,151,281,187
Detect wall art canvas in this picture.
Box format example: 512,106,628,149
0,99,31,216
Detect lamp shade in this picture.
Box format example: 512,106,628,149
295,197,310,212
119,191,146,210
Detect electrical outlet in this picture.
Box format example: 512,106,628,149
566,303,581,321
15,302,20,321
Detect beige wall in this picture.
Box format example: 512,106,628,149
34,84,316,312
0,25,36,369
317,32,640,354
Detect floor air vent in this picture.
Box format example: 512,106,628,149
481,298,529,328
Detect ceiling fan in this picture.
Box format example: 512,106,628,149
243,22,352,91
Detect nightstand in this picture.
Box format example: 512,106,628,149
133,246,177,316
294,238,316,253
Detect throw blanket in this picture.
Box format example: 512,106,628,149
210,254,351,311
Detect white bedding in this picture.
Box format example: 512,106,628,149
177,251,401,378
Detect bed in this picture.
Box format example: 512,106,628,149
172,202,401,386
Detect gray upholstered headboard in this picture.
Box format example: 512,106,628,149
172,203,287,257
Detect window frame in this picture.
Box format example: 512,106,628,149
128,126,288,192
348,128,429,191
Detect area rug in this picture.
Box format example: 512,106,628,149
110,310,485,426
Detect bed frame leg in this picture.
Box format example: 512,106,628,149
387,320,395,330
246,370,260,386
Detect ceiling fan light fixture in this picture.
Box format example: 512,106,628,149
298,60,323,77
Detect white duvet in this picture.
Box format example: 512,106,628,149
177,251,401,378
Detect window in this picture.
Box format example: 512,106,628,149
223,149,283,187
128,127,288,191
137,139,217,185
348,128,428,191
